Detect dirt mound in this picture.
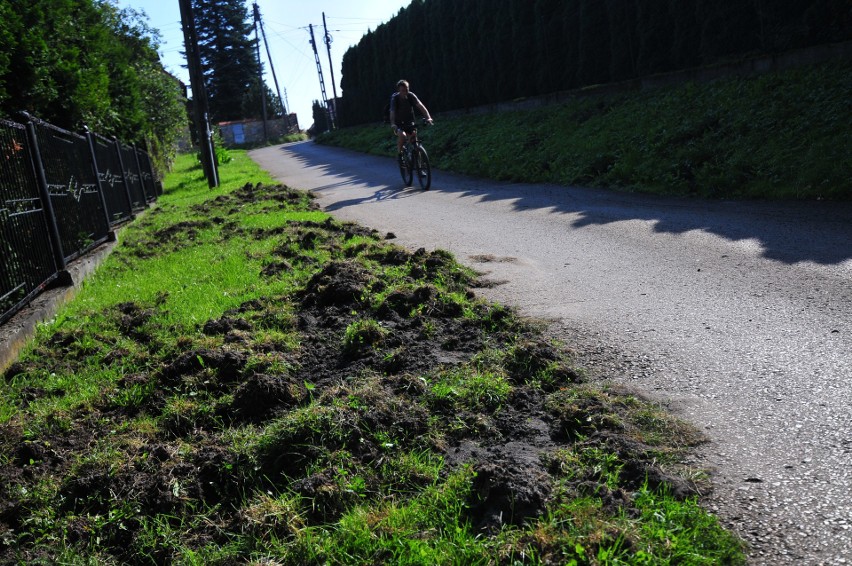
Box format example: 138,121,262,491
229,373,307,420
0,184,711,563
470,456,553,531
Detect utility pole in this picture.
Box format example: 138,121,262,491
308,24,334,131
322,13,338,129
178,0,218,188
251,2,268,143
253,3,287,118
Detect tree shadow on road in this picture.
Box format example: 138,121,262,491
255,142,852,267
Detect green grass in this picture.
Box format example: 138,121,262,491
0,152,746,564
319,59,851,201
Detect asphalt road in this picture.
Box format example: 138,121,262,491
249,141,852,564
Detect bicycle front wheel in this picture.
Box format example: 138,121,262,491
399,151,413,186
414,146,431,190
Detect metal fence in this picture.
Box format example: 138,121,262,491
0,114,161,325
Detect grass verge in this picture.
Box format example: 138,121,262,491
0,152,746,564
318,59,851,201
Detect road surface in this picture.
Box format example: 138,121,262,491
250,141,852,564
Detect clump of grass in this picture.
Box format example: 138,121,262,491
342,318,388,352
427,364,512,413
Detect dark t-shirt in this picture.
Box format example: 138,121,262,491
391,92,421,126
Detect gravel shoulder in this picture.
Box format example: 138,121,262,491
250,141,852,564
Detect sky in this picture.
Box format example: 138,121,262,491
115,0,412,128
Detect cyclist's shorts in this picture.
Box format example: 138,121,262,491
396,121,416,133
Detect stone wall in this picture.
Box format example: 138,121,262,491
217,114,300,147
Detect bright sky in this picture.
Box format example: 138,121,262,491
114,0,412,128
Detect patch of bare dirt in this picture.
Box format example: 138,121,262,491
0,183,706,562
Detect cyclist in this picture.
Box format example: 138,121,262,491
389,79,433,162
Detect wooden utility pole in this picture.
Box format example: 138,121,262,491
322,13,338,129
251,3,269,143
254,3,286,117
178,0,219,188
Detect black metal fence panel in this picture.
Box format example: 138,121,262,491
137,148,161,199
120,143,148,211
92,133,134,226
30,118,111,263
0,120,59,325
1,114,159,326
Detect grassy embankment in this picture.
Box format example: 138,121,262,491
319,59,851,201
0,152,745,563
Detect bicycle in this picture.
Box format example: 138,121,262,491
397,121,432,190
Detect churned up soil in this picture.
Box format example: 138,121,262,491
0,183,724,563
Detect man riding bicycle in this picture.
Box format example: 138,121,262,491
389,79,433,161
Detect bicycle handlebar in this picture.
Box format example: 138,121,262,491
394,119,432,137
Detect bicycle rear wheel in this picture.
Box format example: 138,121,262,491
399,150,413,186
414,146,431,190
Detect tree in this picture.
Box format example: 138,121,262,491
803,0,852,45
0,1,17,109
667,0,701,70
191,0,262,123
333,0,852,127
694,0,759,63
635,0,674,75
242,81,283,120
1,0,110,129
576,0,611,86
490,0,515,100
510,0,537,98
101,4,187,159
311,100,329,133
533,0,572,94
606,0,639,82
0,0,187,167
